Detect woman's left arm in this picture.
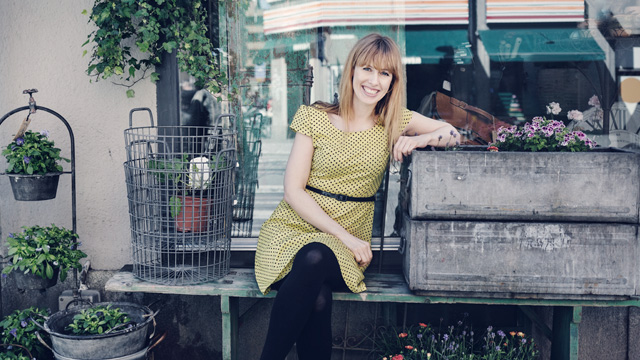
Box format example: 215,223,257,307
392,111,460,162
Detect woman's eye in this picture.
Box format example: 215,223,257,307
362,67,371,71
381,71,391,77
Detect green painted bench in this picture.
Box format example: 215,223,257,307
105,267,640,360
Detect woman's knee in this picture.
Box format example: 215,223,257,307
295,243,335,269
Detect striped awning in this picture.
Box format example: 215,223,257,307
486,0,585,23
263,0,469,35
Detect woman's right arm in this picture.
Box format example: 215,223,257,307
282,132,373,267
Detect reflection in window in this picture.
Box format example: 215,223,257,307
223,1,640,239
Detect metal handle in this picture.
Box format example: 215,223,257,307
129,107,155,128
36,331,54,352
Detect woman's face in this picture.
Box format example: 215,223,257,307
352,65,393,108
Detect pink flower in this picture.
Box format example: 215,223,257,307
588,95,600,107
546,102,562,115
567,110,583,121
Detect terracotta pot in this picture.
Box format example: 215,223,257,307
175,196,212,232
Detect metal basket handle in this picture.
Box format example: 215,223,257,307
129,107,155,128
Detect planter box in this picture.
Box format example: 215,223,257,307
406,149,640,223
402,217,639,299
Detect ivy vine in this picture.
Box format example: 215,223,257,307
82,0,228,98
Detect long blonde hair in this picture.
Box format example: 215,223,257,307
314,33,406,150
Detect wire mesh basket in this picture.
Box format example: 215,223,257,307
232,113,263,223
124,111,236,285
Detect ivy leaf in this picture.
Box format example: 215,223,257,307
150,72,160,83
114,66,123,75
126,89,135,98
128,66,136,78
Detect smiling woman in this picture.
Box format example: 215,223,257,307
253,33,459,360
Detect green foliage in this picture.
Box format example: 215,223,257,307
148,154,189,185
2,225,87,282
2,130,69,175
0,307,52,360
374,320,539,360
65,305,132,335
83,0,228,97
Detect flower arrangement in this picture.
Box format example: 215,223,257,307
2,224,87,281
2,130,70,175
0,307,51,360
375,319,538,360
492,102,597,152
65,304,132,335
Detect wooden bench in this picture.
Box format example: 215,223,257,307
105,267,640,360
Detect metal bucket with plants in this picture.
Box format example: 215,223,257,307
33,302,159,360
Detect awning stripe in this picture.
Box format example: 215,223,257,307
263,0,469,35
486,0,584,23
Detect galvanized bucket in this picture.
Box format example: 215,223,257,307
37,302,156,360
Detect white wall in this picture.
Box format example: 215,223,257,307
0,1,157,270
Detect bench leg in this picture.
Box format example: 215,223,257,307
550,306,582,360
221,296,239,360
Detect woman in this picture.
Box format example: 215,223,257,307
255,33,459,359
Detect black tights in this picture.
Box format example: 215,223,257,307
259,242,348,360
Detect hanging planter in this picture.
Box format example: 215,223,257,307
2,129,70,202
7,172,61,201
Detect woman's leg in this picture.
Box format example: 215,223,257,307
259,242,345,360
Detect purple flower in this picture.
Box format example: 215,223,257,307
21,320,27,328
8,233,14,238
497,330,506,337
588,95,600,107
11,145,17,151
495,346,501,351
9,327,17,338
15,137,24,146
23,156,31,164
2,273,7,278
443,334,449,341
522,338,527,344
40,130,50,138
417,333,423,339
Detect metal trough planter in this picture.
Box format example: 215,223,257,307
401,148,640,299
37,302,156,360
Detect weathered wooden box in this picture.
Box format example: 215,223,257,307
407,149,640,223
402,217,639,298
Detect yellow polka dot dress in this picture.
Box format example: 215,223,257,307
255,104,413,294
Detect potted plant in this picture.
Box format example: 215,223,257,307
34,302,157,360
2,130,70,201
402,101,640,298
2,224,87,290
170,155,231,233
0,307,52,360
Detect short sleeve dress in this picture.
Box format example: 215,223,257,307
255,104,413,294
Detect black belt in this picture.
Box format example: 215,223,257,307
305,185,375,202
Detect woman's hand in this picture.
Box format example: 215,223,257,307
341,234,373,267
393,134,430,162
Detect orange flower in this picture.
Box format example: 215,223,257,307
510,331,517,336
427,353,432,359
487,145,499,152
517,332,525,337
405,345,414,350
419,322,428,328
392,355,404,360
398,332,408,338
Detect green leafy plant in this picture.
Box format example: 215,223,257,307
492,102,597,152
2,225,87,281
65,305,132,335
374,319,538,360
82,0,228,98
166,154,232,217
0,307,52,360
2,130,70,175
148,154,189,185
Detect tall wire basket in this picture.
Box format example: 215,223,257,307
232,113,263,237
124,109,236,285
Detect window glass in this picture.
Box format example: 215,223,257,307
221,0,640,239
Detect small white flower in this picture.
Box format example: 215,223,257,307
53,261,59,266
188,157,211,189
546,102,562,115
